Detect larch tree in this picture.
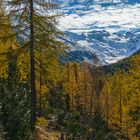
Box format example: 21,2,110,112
1,0,65,134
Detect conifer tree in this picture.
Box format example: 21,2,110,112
1,0,65,133
0,48,30,140
0,103,6,140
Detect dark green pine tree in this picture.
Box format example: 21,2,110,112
0,103,6,140
0,48,30,140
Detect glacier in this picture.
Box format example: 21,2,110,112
58,0,140,65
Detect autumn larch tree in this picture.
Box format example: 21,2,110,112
1,0,65,134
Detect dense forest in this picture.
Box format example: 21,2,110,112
0,0,140,140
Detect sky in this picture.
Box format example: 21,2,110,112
58,0,140,34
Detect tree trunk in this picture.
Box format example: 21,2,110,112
67,63,71,111
30,0,36,131
120,92,122,140
83,63,87,119
89,83,94,116
106,92,109,126
39,47,42,117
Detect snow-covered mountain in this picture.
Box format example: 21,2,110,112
58,0,140,65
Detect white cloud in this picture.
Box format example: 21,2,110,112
58,3,140,34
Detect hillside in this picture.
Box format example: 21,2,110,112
104,50,140,74
106,52,140,139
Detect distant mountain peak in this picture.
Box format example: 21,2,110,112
58,0,140,65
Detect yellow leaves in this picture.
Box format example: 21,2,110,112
0,43,17,78
105,53,140,139
36,117,48,125
36,80,49,96
0,13,17,78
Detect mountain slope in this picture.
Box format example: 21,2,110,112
103,50,140,74
58,0,140,65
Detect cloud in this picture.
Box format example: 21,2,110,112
58,3,140,34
